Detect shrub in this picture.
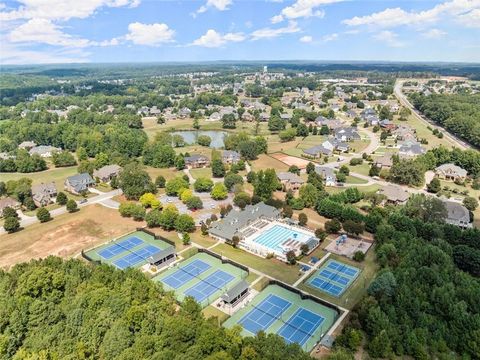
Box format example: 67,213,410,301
37,207,51,223
325,219,342,233
56,192,68,205
3,216,20,233
353,251,366,262
66,199,78,213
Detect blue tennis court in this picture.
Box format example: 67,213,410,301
184,270,235,302
98,236,144,259
239,294,291,334
113,245,162,269
161,259,211,289
277,308,325,346
307,260,360,297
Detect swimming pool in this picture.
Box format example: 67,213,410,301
251,224,312,254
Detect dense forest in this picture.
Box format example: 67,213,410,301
410,93,480,148
0,257,311,360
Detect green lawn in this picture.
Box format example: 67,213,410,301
251,154,289,172
202,305,230,325
348,163,371,176
189,167,212,179
1,166,77,192
345,175,369,185
210,243,302,284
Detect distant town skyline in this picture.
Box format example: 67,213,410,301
1,0,479,65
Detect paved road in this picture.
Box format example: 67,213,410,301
394,79,470,151
1,189,122,235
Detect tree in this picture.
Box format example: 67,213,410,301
286,250,296,265
186,196,203,210
268,115,286,132
325,219,342,233
233,192,251,209
182,233,191,245
299,184,319,208
222,113,237,129
165,177,189,196
288,165,300,175
175,155,185,170
211,183,228,200
212,159,226,178
224,173,243,191
155,175,166,188
66,199,78,213
369,164,380,177
145,209,162,228
56,191,68,205
298,212,308,226
282,205,293,218
315,228,327,242
194,177,214,192
118,163,156,200
143,143,176,168
306,162,315,175
353,251,366,262
342,220,364,237
300,243,310,255
278,128,297,142
232,235,240,248
197,135,211,147
159,204,179,230
139,193,161,209
426,177,441,193
253,169,279,201
52,151,77,167
389,158,425,187
296,123,309,137
463,196,478,211
3,216,20,233
175,214,195,233
2,206,18,219
37,207,51,223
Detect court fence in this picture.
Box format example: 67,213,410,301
198,248,250,274
268,279,343,316
137,227,176,247
81,250,101,265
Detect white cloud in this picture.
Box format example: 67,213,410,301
343,0,480,29
372,30,405,47
191,29,245,47
271,0,343,23
321,33,338,42
0,43,89,64
251,21,300,40
125,22,175,46
300,35,312,42
197,0,232,14
0,0,140,21
422,28,447,39
8,18,92,47
456,8,480,27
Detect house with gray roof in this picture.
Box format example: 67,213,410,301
277,172,305,191
0,197,20,217
435,163,468,182
209,203,280,242
399,141,426,157
32,182,57,207
18,141,36,150
334,127,361,142
64,173,95,195
184,154,209,168
443,200,472,228
315,166,337,186
222,150,241,165
29,145,61,158
378,184,410,204
93,164,122,183
221,280,249,306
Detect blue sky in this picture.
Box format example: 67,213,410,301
1,0,479,64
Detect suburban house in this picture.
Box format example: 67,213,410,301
392,125,416,141
93,164,122,183
277,172,305,191
18,141,36,150
64,173,95,195
208,112,222,122
365,115,380,126
334,127,361,142
378,184,410,204
435,163,468,182
379,119,397,131
222,150,241,165
303,138,349,158
315,116,343,130
184,154,210,168
315,166,337,186
399,141,426,157
361,108,376,119
31,182,57,207
29,145,61,158
209,203,280,243
443,200,472,228
0,197,21,217
280,113,292,121
374,154,394,169
178,107,192,118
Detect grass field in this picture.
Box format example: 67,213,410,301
190,167,213,179
145,166,179,181
251,154,290,172
0,204,141,269
1,166,77,191
348,163,371,176
209,243,302,284
202,305,230,324
345,175,369,185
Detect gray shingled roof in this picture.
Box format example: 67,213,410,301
221,280,249,302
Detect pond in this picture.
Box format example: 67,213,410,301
171,130,228,148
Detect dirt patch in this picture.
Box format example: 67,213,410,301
270,153,311,169
0,204,142,269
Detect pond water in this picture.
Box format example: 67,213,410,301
171,130,227,148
